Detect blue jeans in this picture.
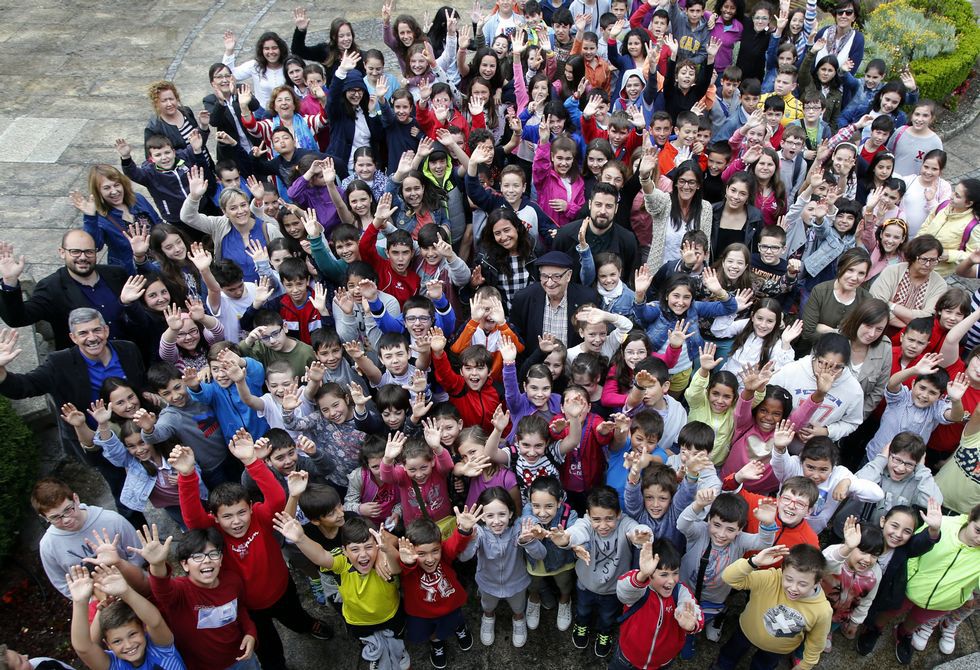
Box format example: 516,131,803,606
225,655,261,670
575,586,620,634
714,627,782,670
607,646,639,669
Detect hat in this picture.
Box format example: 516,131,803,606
534,251,574,269
428,141,448,160
342,70,367,93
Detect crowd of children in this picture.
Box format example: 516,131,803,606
3,1,980,670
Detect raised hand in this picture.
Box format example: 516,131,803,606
693,487,717,512
0,241,26,284
119,274,147,306
428,326,447,353
286,470,310,498
499,335,518,363
82,528,122,567
87,399,112,426
280,384,303,412
914,351,943,376
920,496,943,531
842,515,862,550
947,371,969,402
68,190,97,216
752,544,790,567
228,427,256,464
132,408,157,433
772,419,796,452
168,444,196,475
457,453,491,477
637,540,659,578
421,418,442,449
781,319,803,345
60,403,87,427
754,497,778,526
398,536,419,564
293,6,310,30
187,165,209,199
66,565,94,603
272,512,305,542
736,459,766,483
384,431,408,462
114,137,133,159
634,264,654,297
698,342,722,371
131,524,173,565
491,404,510,433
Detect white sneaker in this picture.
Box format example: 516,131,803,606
911,624,933,651
526,599,541,630
399,651,411,670
557,601,573,631
824,633,833,652
705,616,723,642
480,615,495,646
939,623,957,655
512,618,528,648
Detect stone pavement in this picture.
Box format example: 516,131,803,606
0,1,978,668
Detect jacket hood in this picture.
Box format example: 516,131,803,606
618,68,646,101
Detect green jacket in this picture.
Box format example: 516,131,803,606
906,515,980,611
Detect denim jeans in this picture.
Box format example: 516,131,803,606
575,586,621,634
225,654,261,670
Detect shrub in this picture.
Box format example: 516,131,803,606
0,396,39,563
864,0,957,73
906,0,980,106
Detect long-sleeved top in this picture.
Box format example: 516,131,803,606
335,291,400,350
122,148,208,223
282,411,364,489
520,501,578,576
915,202,980,277
159,320,225,372
358,223,421,305
452,321,524,385
798,281,870,349
667,3,709,63
188,357,269,441
642,189,714,272
285,175,341,233
459,523,546,598
222,56,285,108
677,502,776,605
684,370,737,466
867,527,939,615
770,355,866,443
770,449,884,534
179,459,288,610
83,195,161,273
566,515,650,595
866,386,953,461
855,455,943,524
141,400,226,471
379,448,454,525
502,361,562,442
821,543,881,624
905,514,980,611
634,295,738,368
432,351,501,433
722,558,833,670
400,528,473,618
532,140,585,229
868,263,948,321
616,570,703,669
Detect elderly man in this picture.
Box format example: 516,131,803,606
553,182,640,281
509,250,599,356
0,308,146,523
0,231,134,350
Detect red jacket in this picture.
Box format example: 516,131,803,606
279,293,322,345
415,104,486,143
581,115,643,167
359,223,421,306
617,570,703,669
179,460,288,610
399,528,474,618
549,411,612,493
432,351,500,433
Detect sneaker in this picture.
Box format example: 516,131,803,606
856,626,881,656
308,576,326,605
939,623,957,655
512,618,528,648
571,623,589,649
480,615,495,646
557,601,573,631
310,619,334,640
705,616,723,642
455,625,473,651
595,632,613,658
526,599,541,630
911,624,932,651
895,632,913,665
430,641,447,669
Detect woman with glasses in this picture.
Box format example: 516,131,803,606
643,158,714,271
813,1,865,71
800,247,871,349
914,178,980,277
870,235,948,331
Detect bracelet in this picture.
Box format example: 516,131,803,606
746,555,758,569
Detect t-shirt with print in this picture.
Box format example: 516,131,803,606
504,442,565,503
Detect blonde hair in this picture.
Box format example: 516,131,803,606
88,165,136,216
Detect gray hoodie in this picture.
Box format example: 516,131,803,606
854,454,944,524
567,515,651,595
142,400,227,471
459,523,546,598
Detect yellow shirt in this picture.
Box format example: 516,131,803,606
916,206,979,277
723,559,833,670
326,552,400,626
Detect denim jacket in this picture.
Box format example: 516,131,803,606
634,296,738,363
520,501,578,574
802,215,857,277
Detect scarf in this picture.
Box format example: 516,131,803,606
272,114,318,154
893,270,929,311
597,280,624,309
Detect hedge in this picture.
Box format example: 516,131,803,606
0,396,39,563
905,0,980,105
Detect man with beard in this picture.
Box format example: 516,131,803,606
0,231,134,350
552,183,640,281
0,309,146,524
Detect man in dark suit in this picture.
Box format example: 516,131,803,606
553,182,640,281
509,251,599,357
0,231,135,350
0,308,147,524
203,62,260,175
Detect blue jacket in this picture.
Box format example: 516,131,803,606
634,296,738,363
188,357,269,439
83,194,161,273
520,501,578,573
802,215,857,277
368,294,456,337
383,178,451,237
379,102,422,171
121,148,209,222
95,430,207,513
624,474,696,552
326,71,384,179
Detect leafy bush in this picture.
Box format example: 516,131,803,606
0,396,39,563
864,0,957,72
906,0,980,105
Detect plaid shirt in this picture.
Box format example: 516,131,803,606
497,256,531,310
542,293,569,345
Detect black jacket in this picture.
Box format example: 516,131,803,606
710,201,765,256
509,282,599,357
0,266,130,350
144,106,209,157
202,92,260,166
868,527,941,617
552,219,640,283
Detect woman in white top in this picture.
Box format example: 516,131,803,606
900,149,952,236
222,30,288,108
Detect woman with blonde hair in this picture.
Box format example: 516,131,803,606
68,165,160,273
143,80,210,155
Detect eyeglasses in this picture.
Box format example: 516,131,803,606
188,550,223,563
758,244,783,252
677,178,699,187
404,315,431,324
779,495,809,510
889,454,918,470
43,503,76,524
259,328,283,342
835,8,855,16
63,248,97,258
540,270,570,283
176,329,199,339
752,14,770,21
916,256,940,266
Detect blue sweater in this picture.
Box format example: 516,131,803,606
188,357,269,439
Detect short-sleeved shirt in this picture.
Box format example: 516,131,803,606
325,552,400,626
107,640,185,670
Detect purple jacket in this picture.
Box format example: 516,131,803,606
502,361,562,443
286,175,342,234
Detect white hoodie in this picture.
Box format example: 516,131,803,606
770,355,864,442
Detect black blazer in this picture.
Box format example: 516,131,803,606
144,106,209,157
0,266,130,350
0,340,146,411
203,93,260,164
552,219,640,283
509,282,599,355
710,201,765,257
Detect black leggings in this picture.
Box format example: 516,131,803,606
250,578,314,670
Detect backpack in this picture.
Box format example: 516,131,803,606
508,444,563,496
933,199,980,251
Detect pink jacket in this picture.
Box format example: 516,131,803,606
532,140,585,229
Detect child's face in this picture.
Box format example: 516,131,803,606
777,490,811,526
911,379,942,408
259,325,287,352
707,515,742,548
316,343,344,370
287,62,305,87
524,375,553,409
880,92,902,114
651,119,672,146
649,564,681,597
630,428,660,456
158,378,188,408
624,76,643,100
393,96,413,122
588,505,620,537
940,307,966,330
528,47,544,71
367,456,383,480
428,157,448,181
436,417,463,448
696,128,711,146
579,321,609,354
773,74,794,96
881,511,916,548
108,386,140,419
651,16,669,39
149,145,176,170
283,277,308,306
103,621,147,667
280,213,304,240
517,431,548,465
544,351,565,381
343,537,379,574
215,500,253,538
380,344,410,376
642,484,671,519
179,542,223,587
347,191,372,221
409,51,428,75
847,545,879,573
335,239,359,263
676,66,696,91
266,371,294,401
209,360,231,387
268,446,298,475
708,382,736,415
123,433,153,462
721,251,747,284
675,121,698,147
781,566,817,600
499,173,525,204
552,149,575,176
388,243,414,275
720,77,738,98
404,456,433,484
740,93,759,113
899,329,930,361
832,149,856,177
159,233,187,261
318,392,351,424
586,150,608,176
530,490,560,525
611,1,627,19
306,72,325,89
754,398,784,433
458,440,484,464
781,135,803,159
571,373,600,398
764,108,784,129
685,3,704,24
271,132,295,159
581,39,597,61
752,307,778,338
316,503,346,529
744,125,766,146
482,499,512,535
608,125,628,148
816,62,836,84
381,407,406,430
801,457,832,485
642,382,668,408
667,285,693,315
419,244,442,266
461,361,489,391
596,263,621,293
623,340,648,370
554,23,571,42
414,541,443,573
706,151,728,176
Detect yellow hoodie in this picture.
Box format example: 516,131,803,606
722,558,833,670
